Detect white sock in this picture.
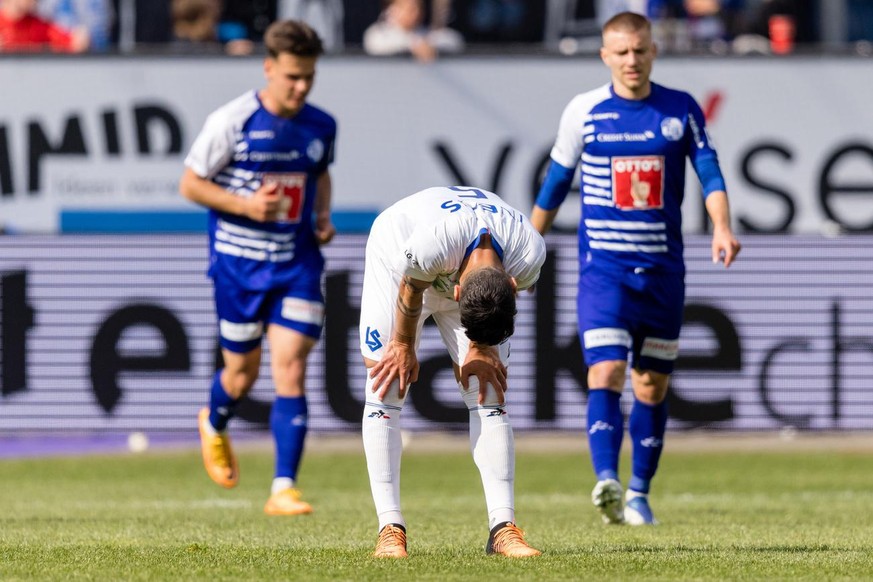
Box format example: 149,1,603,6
362,374,407,530
460,378,515,530
271,477,294,496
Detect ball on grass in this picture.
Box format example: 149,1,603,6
127,432,149,453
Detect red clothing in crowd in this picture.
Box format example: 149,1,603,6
0,11,75,52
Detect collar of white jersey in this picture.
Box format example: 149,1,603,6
463,227,505,262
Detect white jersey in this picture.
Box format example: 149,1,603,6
371,186,546,299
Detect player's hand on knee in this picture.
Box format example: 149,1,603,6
370,343,419,400
460,345,507,405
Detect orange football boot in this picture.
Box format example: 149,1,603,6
198,408,239,488
485,522,541,558
264,488,313,516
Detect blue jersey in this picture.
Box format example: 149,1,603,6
184,91,337,291
548,82,724,274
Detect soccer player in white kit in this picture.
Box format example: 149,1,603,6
359,186,545,558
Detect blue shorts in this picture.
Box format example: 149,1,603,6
577,265,685,375
213,269,324,353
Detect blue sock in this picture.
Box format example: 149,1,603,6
628,398,668,494
208,370,239,432
587,389,624,482
271,395,308,482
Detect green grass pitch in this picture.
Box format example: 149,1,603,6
2,435,872,580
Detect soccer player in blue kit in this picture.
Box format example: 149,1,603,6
531,11,741,525
179,20,337,516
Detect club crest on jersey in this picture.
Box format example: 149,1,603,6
365,326,383,351
660,117,684,141
307,139,325,162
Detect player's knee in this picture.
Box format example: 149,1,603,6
588,360,627,390
632,370,669,404
221,368,258,398
274,357,307,393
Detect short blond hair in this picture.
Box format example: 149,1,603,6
602,11,651,35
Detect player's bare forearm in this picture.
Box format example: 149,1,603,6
369,276,428,399
179,168,246,215
705,191,741,267
393,276,427,343
314,171,335,244
179,168,280,221
530,205,559,236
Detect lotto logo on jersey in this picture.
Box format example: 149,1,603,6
611,156,664,210
263,173,307,223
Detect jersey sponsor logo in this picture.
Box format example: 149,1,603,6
660,117,684,141
611,156,664,210
596,130,655,143
247,150,301,162
281,297,324,326
588,111,620,121
688,113,705,148
365,326,383,351
219,319,263,342
430,275,454,295
263,173,306,223
404,250,421,269
307,139,325,163
248,130,275,139
583,327,631,349
640,336,679,360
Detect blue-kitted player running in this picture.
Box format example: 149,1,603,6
179,19,337,516
531,11,741,526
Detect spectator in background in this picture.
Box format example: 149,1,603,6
363,0,463,62
40,0,113,51
599,0,746,52
0,0,89,51
220,0,275,44
171,0,253,55
464,0,528,42
682,0,745,48
277,0,344,51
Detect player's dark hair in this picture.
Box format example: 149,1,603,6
459,267,517,346
265,20,324,59
602,11,651,35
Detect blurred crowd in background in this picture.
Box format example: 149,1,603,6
0,0,872,57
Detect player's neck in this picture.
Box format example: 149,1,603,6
258,90,304,119
612,82,652,101
459,236,501,280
